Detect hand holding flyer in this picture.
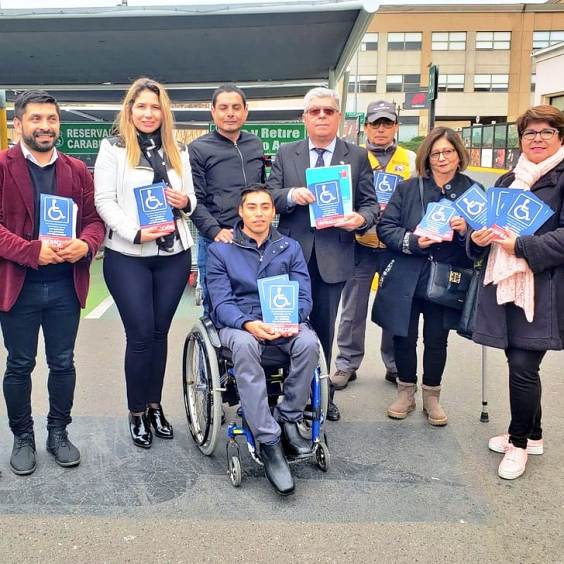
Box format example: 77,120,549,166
133,181,175,233
39,194,77,249
414,199,456,243
258,275,299,334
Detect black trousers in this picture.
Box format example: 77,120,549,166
506,347,546,449
393,297,450,387
307,249,345,372
103,248,191,413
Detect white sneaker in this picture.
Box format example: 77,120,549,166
488,434,544,455
498,444,528,480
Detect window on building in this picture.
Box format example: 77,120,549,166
432,31,467,51
387,32,422,51
348,75,377,93
438,74,465,92
531,73,536,93
533,30,564,50
476,31,511,50
386,74,420,93
361,32,378,51
473,74,509,92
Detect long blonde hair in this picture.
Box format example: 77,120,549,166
116,78,182,176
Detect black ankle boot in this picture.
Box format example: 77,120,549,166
281,421,312,456
260,441,294,496
147,405,174,439
129,413,152,448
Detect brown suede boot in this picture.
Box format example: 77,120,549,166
422,385,448,426
387,382,417,419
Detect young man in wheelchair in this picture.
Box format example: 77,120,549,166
206,185,319,495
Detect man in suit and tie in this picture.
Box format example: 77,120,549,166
268,87,379,421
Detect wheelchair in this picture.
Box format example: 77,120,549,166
182,317,330,487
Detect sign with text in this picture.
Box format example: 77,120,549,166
209,122,305,154
56,122,113,156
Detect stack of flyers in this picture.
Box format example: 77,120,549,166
258,275,299,334
373,172,401,210
452,184,488,230
486,187,554,241
39,194,77,249
133,181,175,232
414,199,456,242
305,164,353,229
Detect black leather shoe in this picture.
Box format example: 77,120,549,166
281,421,312,456
385,371,399,385
327,401,341,422
129,413,152,448
260,441,295,496
47,428,81,467
147,405,173,439
10,433,36,476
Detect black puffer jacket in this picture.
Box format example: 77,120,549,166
468,160,564,350
372,172,476,337
188,130,264,240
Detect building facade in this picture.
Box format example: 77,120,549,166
347,2,564,140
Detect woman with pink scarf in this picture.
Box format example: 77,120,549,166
469,105,564,480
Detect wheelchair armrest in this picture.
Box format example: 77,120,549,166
200,316,222,349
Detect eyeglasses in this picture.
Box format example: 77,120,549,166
429,148,457,161
521,128,558,141
306,107,338,117
367,120,396,129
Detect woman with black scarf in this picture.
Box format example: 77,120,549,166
94,78,196,448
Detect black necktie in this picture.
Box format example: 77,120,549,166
313,147,326,168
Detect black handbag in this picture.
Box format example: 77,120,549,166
457,265,483,339
417,177,474,311
425,260,474,310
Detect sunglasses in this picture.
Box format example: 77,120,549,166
367,120,396,129
306,107,338,117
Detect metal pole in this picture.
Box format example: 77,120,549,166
0,90,8,150
480,345,489,422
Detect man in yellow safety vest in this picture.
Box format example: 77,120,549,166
332,100,416,390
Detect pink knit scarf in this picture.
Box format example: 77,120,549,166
484,146,564,322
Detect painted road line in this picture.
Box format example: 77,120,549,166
85,295,115,319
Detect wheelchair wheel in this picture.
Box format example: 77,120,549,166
194,287,203,306
228,455,242,487
316,441,330,472
182,320,223,456
318,346,330,429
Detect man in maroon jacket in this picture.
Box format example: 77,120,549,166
0,91,105,476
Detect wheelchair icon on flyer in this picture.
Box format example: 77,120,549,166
140,187,166,213
459,196,486,217
508,194,542,226
43,196,70,224
314,181,339,206
270,285,295,310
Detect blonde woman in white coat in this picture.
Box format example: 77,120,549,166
94,78,196,449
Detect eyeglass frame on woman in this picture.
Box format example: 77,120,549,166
306,107,338,117
429,148,457,161
521,128,559,141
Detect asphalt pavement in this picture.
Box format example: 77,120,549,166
0,169,563,563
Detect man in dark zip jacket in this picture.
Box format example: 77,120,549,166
206,186,319,496
188,84,264,306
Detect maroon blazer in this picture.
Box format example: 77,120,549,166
0,144,105,312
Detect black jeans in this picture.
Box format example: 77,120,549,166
506,347,546,449
393,298,450,387
103,248,191,413
0,277,80,436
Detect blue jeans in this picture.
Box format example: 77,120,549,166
0,277,80,436
197,235,213,315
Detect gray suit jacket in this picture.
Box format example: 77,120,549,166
267,137,379,283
